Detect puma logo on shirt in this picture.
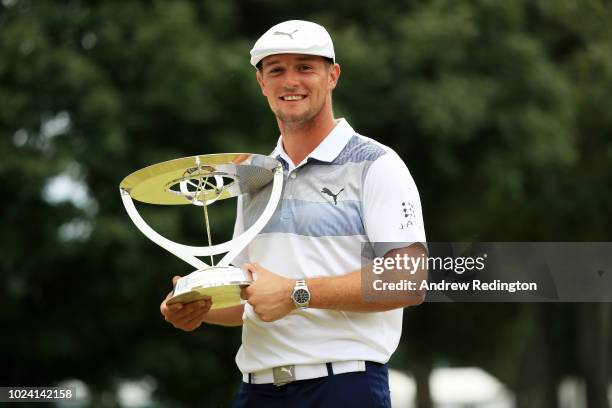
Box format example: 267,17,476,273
321,187,344,205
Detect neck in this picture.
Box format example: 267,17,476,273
278,107,337,166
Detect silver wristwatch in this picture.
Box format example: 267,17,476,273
291,280,310,309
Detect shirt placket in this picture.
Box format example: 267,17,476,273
281,168,296,222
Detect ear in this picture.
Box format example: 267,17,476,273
256,70,267,96
328,63,341,91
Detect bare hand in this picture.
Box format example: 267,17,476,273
240,263,294,322
160,276,212,331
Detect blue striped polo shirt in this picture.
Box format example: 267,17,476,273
232,118,426,373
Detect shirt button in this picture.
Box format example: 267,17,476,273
290,173,297,179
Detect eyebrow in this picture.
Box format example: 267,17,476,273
263,56,319,68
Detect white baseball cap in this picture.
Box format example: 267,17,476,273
250,20,335,68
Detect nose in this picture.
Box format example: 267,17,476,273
281,69,301,90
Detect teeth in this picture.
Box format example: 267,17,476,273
283,95,304,101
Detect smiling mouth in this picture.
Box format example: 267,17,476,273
280,95,306,101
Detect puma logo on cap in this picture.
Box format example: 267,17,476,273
273,29,298,40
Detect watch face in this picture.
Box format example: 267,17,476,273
293,289,309,304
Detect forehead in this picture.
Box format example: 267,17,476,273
260,54,327,68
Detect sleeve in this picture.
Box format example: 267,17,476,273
362,152,427,257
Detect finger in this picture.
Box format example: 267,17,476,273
162,276,183,311
182,300,208,313
173,308,206,328
164,299,205,321
243,264,254,282
201,298,212,313
181,317,203,332
163,294,208,323
246,262,265,274
167,303,184,314
240,286,253,300
164,306,190,322
247,263,270,281
175,315,202,332
172,304,207,323
161,298,182,316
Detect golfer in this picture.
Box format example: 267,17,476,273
161,20,427,407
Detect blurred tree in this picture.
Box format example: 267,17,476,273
0,0,267,405
329,0,611,406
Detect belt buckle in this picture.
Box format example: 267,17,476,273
272,365,295,386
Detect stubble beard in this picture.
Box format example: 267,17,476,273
274,102,325,129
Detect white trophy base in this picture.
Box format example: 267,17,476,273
167,266,250,310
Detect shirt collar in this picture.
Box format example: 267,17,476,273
271,118,355,169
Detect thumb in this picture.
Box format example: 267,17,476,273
246,263,267,274
245,263,269,281
243,264,254,282
172,275,182,285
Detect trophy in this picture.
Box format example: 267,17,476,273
119,153,283,309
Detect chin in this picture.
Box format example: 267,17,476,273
277,112,311,124
277,107,322,124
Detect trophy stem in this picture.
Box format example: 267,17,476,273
199,172,215,267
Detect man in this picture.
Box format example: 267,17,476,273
160,20,427,407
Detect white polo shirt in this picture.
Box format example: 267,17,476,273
232,118,426,373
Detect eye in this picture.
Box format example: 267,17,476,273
298,64,312,71
268,67,284,75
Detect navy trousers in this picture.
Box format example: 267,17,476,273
231,361,391,408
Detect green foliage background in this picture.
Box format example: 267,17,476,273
1,0,611,406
